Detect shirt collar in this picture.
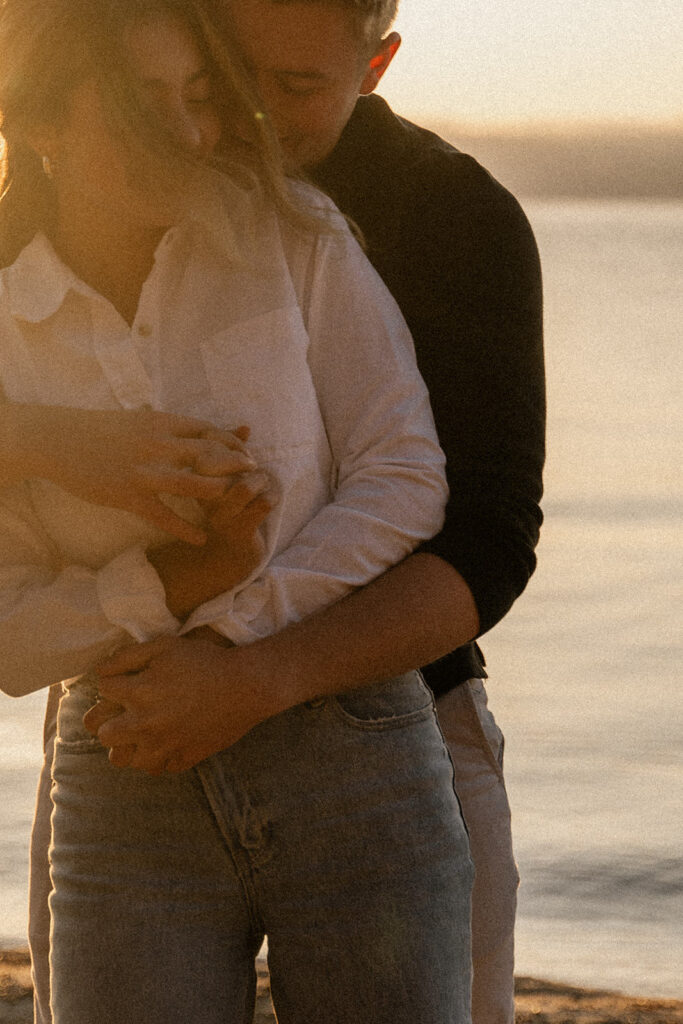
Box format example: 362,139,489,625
3,233,89,324
2,170,253,325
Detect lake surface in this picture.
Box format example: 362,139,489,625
1,199,681,998
484,199,682,998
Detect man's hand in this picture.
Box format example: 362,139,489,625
10,405,257,545
84,634,279,775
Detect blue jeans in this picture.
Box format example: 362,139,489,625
49,673,473,1024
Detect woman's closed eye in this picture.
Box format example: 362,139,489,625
138,70,215,113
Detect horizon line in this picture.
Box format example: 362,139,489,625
408,114,683,138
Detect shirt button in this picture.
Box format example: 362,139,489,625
137,323,153,338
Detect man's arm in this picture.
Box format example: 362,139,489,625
90,550,478,773
258,552,479,691
314,99,545,646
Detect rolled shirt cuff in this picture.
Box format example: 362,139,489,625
181,579,270,646
96,544,181,641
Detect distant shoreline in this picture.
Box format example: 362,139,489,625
424,122,683,199
2,949,682,1023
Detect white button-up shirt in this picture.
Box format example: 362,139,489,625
0,174,447,696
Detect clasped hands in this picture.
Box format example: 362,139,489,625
83,418,277,774
83,630,271,776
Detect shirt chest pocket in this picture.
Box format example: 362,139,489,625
199,307,324,461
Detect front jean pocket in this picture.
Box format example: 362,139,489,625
330,671,435,732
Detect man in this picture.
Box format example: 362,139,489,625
28,3,544,1023
218,5,544,1020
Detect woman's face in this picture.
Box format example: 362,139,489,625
50,11,222,234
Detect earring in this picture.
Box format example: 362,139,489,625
41,155,54,179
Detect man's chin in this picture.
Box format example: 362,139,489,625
280,139,331,176
279,140,304,175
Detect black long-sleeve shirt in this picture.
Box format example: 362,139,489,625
313,95,545,694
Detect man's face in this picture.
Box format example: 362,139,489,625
227,0,398,170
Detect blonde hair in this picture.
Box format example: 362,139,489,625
0,0,317,266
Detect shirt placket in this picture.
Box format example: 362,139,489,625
90,300,158,410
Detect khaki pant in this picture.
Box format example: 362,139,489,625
29,679,517,1024
437,681,519,1024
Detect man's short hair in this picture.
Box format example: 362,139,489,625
272,0,399,45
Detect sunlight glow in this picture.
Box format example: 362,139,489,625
379,0,683,127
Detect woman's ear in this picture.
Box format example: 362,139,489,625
359,32,401,96
24,125,59,172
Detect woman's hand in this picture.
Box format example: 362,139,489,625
204,467,277,574
147,469,275,619
83,472,277,767
1,403,257,545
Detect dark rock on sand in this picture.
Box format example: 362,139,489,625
2,950,682,1023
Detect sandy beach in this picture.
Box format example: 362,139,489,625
1,949,681,1024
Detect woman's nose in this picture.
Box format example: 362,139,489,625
171,106,203,152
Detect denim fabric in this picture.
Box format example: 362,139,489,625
48,672,473,1024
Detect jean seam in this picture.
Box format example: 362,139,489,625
328,698,435,732
195,761,266,939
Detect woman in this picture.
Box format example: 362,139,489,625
0,0,473,1020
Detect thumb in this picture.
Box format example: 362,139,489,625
130,496,207,546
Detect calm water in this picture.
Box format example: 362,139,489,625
484,199,682,998
1,200,681,998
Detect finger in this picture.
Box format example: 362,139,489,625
163,414,217,439
126,494,208,545
176,433,253,461
212,495,272,538
209,483,272,537
191,443,257,478
239,495,273,530
135,468,229,502
97,638,170,678
108,743,137,768
128,746,170,776
149,434,255,476
83,698,124,736
95,676,147,708
97,710,141,748
133,410,216,441
200,425,250,445
213,471,271,519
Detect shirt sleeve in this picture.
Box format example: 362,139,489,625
316,112,545,641
408,159,545,634
183,220,448,644
0,483,179,696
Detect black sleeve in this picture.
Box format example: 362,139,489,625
384,155,545,635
